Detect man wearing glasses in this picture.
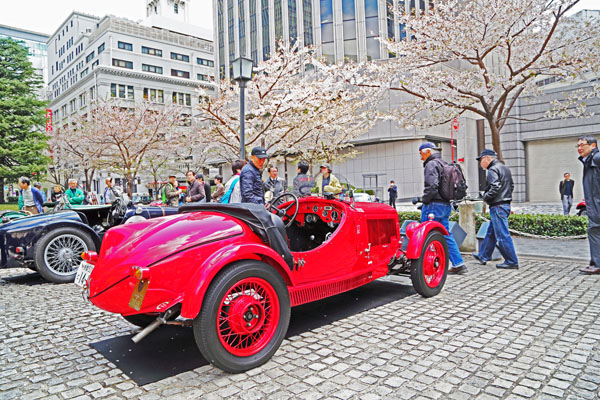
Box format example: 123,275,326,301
577,136,600,274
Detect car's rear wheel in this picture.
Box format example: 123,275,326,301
193,260,290,373
34,227,96,283
578,209,587,217
411,231,448,298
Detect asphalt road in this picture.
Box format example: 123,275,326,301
1,255,599,400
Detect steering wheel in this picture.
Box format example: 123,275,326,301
107,197,127,226
268,192,299,228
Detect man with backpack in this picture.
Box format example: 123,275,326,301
162,175,182,207
414,142,467,274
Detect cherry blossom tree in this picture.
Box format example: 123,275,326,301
80,99,183,197
364,0,600,160
196,43,383,163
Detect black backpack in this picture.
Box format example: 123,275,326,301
437,160,468,201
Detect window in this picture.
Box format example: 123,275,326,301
111,83,135,99
179,114,191,127
170,52,189,62
197,57,214,67
118,41,133,51
89,86,96,100
143,88,164,103
142,46,162,57
142,64,163,74
174,3,179,13
86,51,95,63
80,68,89,78
171,69,190,78
98,43,105,54
172,92,192,106
79,92,87,108
92,60,99,69
69,99,76,113
197,74,210,81
112,59,133,69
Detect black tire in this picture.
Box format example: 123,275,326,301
193,260,290,373
410,231,449,298
34,227,96,283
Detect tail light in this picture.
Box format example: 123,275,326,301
81,251,98,263
130,266,151,280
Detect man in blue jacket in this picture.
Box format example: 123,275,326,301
18,177,44,215
241,147,268,204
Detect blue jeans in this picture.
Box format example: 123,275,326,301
478,204,519,265
562,195,573,215
421,202,464,268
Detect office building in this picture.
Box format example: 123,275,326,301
0,24,49,85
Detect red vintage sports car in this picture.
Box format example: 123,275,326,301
76,193,449,373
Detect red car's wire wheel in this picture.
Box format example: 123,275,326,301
422,240,446,288
217,277,280,357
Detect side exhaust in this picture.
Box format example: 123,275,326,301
131,308,175,344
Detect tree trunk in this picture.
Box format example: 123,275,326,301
126,174,135,198
0,178,4,204
488,119,503,162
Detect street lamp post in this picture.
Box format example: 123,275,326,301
231,57,254,160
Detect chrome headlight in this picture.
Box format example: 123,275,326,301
125,215,147,224
135,205,144,215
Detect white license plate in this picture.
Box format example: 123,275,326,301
74,261,94,287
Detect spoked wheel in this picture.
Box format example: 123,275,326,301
194,260,290,373
34,227,96,283
410,231,448,298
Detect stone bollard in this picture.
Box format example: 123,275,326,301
458,202,476,252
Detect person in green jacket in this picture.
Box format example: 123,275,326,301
65,179,84,206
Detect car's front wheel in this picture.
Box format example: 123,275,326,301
193,260,290,373
410,231,448,298
34,227,96,283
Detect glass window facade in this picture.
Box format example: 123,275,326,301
365,0,380,60
261,0,270,59
250,0,258,63
118,41,133,51
342,0,357,61
218,0,226,79
239,0,246,56
142,46,162,57
228,0,235,63
303,0,313,45
288,0,297,45
274,0,283,40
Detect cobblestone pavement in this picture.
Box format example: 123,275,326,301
1,256,599,400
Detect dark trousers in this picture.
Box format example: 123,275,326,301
589,225,600,267
389,197,396,207
478,204,519,266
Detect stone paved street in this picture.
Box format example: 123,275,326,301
1,256,599,400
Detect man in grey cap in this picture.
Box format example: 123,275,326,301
241,146,268,204
472,149,519,269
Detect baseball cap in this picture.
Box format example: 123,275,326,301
251,146,268,159
419,142,441,151
476,149,497,160
169,174,177,178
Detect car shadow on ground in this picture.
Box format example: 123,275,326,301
91,279,415,385
1,271,48,286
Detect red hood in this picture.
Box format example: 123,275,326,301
98,212,244,269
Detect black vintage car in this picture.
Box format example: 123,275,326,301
0,196,178,283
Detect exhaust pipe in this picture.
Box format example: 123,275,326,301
131,309,174,344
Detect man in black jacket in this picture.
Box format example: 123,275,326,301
241,146,268,204
472,149,519,269
416,142,466,274
185,170,205,203
577,136,600,274
559,172,574,215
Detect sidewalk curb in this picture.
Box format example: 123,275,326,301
461,252,588,263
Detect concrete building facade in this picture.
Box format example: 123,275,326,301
46,5,215,195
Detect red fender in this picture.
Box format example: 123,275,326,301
405,221,449,260
180,243,295,319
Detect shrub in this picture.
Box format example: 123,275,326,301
7,196,19,203
400,211,588,237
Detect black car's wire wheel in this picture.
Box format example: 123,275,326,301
194,260,290,373
34,227,96,283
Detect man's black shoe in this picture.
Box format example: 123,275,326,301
496,263,519,269
471,253,486,265
580,266,600,275
449,265,467,275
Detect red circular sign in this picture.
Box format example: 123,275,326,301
452,118,459,130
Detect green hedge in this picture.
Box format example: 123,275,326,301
398,211,588,237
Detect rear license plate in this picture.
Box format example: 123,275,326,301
129,279,149,311
74,261,94,287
